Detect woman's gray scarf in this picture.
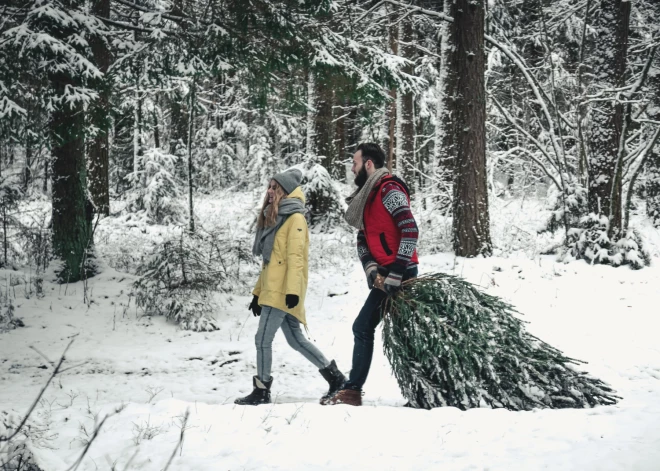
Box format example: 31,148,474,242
252,198,306,263
344,167,390,230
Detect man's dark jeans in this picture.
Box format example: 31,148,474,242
344,266,418,391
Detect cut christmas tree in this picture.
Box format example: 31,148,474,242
382,273,620,410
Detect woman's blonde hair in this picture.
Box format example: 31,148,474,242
257,179,287,228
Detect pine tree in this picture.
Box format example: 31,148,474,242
5,0,104,281
45,0,98,282
383,274,620,410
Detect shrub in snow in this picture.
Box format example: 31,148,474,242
0,179,23,268
541,181,587,235
125,148,185,225
384,273,620,410
245,125,276,186
302,163,346,231
132,230,253,331
195,126,237,190
0,301,23,332
559,213,650,269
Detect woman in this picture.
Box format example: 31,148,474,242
235,168,346,406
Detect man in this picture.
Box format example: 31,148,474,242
323,142,419,406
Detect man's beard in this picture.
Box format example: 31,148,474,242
354,166,368,188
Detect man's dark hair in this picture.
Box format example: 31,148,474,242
356,143,386,169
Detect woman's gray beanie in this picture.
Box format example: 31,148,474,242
272,168,303,195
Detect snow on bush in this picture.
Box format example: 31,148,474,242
302,163,346,231
124,148,185,225
559,213,651,269
132,229,255,331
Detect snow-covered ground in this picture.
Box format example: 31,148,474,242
2,193,660,470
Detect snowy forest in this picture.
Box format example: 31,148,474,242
1,0,660,470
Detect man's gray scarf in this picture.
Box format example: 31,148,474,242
344,168,390,230
252,198,306,263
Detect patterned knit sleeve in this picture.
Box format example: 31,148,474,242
381,182,418,271
356,229,375,268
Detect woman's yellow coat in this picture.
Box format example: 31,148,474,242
252,187,309,325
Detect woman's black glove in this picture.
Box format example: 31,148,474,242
249,295,262,317
285,294,299,309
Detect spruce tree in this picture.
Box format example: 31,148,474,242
5,0,103,281
383,274,619,410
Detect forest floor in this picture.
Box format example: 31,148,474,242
2,192,660,470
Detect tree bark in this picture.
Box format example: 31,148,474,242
169,89,189,154
438,0,455,194
387,18,398,172
644,43,660,227
187,79,196,233
587,0,631,237
87,0,111,215
314,69,335,172
399,14,416,191
333,95,347,181
450,0,492,257
305,69,316,156
24,108,32,191
50,71,92,282
38,0,93,282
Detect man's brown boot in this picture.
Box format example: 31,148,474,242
324,388,362,406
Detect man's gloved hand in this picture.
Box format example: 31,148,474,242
364,261,378,289
285,294,299,309
249,295,262,317
382,264,405,296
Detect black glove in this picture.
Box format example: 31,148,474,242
285,294,299,309
382,264,404,296
364,261,378,290
249,295,261,317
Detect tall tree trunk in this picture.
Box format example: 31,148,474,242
133,84,142,189
50,72,92,282
305,70,316,156
43,155,48,192
399,14,416,190
314,69,335,172
153,109,160,149
450,0,492,257
187,79,196,233
387,19,398,172
169,89,189,154
644,43,660,227
24,110,32,191
39,0,93,282
587,0,631,237
333,96,347,181
438,0,455,198
88,0,110,215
